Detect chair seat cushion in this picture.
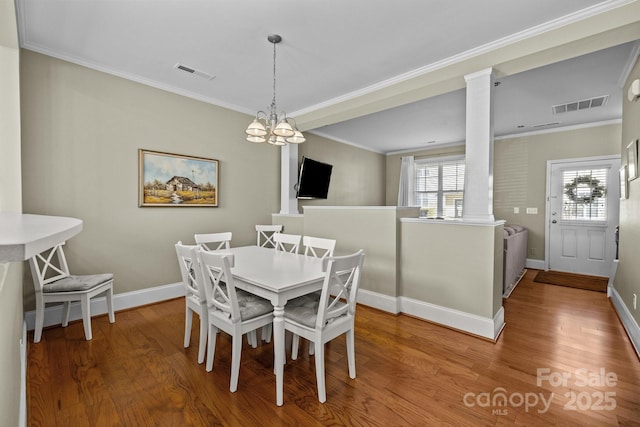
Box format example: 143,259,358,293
284,296,347,328
44,273,113,292
213,285,266,305
238,298,273,321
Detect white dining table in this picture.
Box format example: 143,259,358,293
215,245,326,406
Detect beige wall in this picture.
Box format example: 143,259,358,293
615,56,640,326
385,124,621,260
19,50,283,307
494,124,621,260
300,135,386,207
0,1,24,424
19,51,386,309
271,214,304,236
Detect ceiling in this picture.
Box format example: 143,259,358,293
15,0,640,154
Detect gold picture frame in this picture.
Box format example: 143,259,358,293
138,149,218,207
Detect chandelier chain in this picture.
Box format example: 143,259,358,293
271,39,277,113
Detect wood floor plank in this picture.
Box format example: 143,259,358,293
27,269,640,425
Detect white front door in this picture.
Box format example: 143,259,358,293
547,156,620,277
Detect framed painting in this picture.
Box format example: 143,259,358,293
138,149,218,207
627,139,638,181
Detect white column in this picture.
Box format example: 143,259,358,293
280,143,299,214
463,68,495,223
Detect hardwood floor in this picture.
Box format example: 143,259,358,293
28,270,640,426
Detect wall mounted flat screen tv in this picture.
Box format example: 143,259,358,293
296,157,333,199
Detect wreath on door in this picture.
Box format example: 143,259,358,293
564,175,606,203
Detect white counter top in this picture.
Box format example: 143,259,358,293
401,217,506,226
0,213,83,262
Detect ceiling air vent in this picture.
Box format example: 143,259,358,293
174,63,216,80
552,95,608,115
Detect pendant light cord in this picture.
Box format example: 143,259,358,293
271,40,277,114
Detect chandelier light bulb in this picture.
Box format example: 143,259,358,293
246,118,267,137
273,119,294,137
286,130,306,144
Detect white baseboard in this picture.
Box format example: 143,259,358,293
526,258,545,270
25,281,503,343
24,282,184,331
609,286,640,359
357,288,400,314
358,289,503,340
399,296,504,341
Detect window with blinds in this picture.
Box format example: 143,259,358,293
562,168,608,221
415,156,465,218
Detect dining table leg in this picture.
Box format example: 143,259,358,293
273,304,285,406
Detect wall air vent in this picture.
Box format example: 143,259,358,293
173,63,216,80
552,95,608,115
532,122,560,128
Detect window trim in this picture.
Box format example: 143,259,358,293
414,155,465,218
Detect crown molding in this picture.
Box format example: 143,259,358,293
291,0,638,119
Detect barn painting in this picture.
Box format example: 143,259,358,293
139,149,218,207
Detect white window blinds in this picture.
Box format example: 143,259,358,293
415,156,465,218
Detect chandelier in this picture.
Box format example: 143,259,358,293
245,34,305,145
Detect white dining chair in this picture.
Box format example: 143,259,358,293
194,232,232,251
28,242,115,343
196,248,274,392
297,235,337,355
273,232,301,253
175,241,210,364
285,250,365,403
256,224,282,248
303,236,336,259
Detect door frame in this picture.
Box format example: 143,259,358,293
544,154,621,272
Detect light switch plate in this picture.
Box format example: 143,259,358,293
513,207,520,214
526,207,538,214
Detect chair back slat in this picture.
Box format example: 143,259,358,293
303,236,336,259
256,224,282,248
273,233,301,253
195,232,232,251
197,249,241,323
316,250,365,328
175,242,206,303
28,243,71,291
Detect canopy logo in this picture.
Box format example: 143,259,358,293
463,368,618,415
